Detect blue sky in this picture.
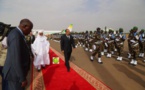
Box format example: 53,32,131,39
0,0,145,32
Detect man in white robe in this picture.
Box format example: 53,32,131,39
31,30,50,71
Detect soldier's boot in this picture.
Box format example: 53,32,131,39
109,54,112,57
111,51,114,54
133,60,137,66
98,58,103,64
141,53,144,57
139,53,142,57
130,59,135,64
128,53,131,58
107,53,111,58
114,48,117,51
101,52,104,55
107,53,110,57
117,56,121,61
117,56,122,61
90,56,94,61
89,49,93,52
85,48,88,51
83,45,85,47
117,56,119,60
104,49,107,52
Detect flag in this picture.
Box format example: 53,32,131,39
61,24,73,34
52,57,59,64
67,24,73,32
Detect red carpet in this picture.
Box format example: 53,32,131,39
42,49,96,90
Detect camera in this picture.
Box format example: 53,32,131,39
0,22,15,41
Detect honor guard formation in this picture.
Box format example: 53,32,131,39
51,26,145,66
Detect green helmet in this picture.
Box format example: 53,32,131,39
96,27,101,31
141,29,145,33
85,30,88,33
90,31,92,34
119,28,123,32
133,26,138,30
141,29,145,31
109,29,112,33
130,29,133,32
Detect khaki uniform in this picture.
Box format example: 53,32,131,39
114,33,126,56
91,33,103,58
106,33,115,57
0,43,7,67
138,33,145,57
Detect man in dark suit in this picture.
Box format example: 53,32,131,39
60,29,75,72
2,19,33,90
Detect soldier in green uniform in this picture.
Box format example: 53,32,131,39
129,26,139,66
100,30,105,55
88,31,95,52
138,29,145,58
114,28,126,61
90,27,103,64
73,32,79,48
114,30,119,52
106,30,115,58
84,31,90,51
127,29,134,58
80,32,85,47
103,30,108,53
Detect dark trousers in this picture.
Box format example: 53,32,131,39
139,41,144,53
0,67,8,90
7,81,24,90
64,51,72,70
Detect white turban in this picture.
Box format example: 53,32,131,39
38,30,43,33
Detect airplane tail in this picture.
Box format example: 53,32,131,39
61,24,73,34
67,24,73,32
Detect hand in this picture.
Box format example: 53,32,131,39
21,80,27,87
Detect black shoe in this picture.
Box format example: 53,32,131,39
42,66,45,69
133,64,137,66
37,69,41,72
90,58,94,61
67,68,70,72
98,62,103,64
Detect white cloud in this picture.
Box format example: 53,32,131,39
0,0,145,32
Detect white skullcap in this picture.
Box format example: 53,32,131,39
38,30,43,33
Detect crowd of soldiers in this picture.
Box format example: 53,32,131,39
52,27,145,66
